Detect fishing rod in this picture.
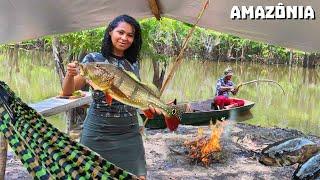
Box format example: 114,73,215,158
143,0,210,130
159,0,210,96
236,79,285,94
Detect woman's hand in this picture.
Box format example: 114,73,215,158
147,99,176,117
147,105,167,116
66,62,79,77
62,62,87,96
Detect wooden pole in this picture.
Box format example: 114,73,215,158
0,134,7,179
147,0,161,20
159,0,210,96
143,0,210,129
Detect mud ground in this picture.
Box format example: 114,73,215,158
5,123,320,180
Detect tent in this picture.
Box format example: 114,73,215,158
0,0,319,52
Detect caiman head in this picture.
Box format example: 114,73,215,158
78,62,115,91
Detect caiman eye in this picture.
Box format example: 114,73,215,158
95,64,101,68
172,109,176,115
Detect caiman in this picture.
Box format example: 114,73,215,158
78,62,182,131
259,137,320,166
293,152,320,180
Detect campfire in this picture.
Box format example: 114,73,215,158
183,121,227,166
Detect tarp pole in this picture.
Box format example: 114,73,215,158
0,133,7,179
160,0,209,96
147,0,161,20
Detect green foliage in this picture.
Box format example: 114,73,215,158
59,28,105,54
0,17,311,65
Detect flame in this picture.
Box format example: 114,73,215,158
201,123,223,155
184,121,226,166
197,127,204,138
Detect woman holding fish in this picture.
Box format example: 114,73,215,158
61,15,151,179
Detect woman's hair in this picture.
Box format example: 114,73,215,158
101,14,142,64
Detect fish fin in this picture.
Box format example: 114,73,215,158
164,115,180,131
105,93,113,105
173,99,177,105
124,70,141,82
124,70,161,98
167,99,177,105
141,83,161,98
143,109,154,119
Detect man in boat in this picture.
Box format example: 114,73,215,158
213,67,245,110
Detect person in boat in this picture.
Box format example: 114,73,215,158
213,67,245,110
61,14,156,179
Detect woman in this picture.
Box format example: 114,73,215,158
62,15,152,179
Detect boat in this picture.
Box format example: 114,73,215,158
141,99,255,129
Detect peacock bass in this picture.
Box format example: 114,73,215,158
78,62,182,131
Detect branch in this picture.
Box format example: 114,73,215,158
160,0,210,96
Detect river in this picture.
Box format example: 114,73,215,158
1,51,319,136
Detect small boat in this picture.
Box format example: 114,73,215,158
141,99,255,129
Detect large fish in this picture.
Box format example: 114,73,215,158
293,152,320,180
259,137,320,166
78,62,182,131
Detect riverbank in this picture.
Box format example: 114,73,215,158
5,123,320,179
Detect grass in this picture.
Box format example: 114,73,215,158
0,51,66,132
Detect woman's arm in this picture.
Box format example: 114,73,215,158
61,62,86,96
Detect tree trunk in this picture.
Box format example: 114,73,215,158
240,46,245,62
52,36,66,86
172,32,181,55
0,134,7,179
52,36,73,134
13,44,20,73
308,53,317,69
8,48,14,76
302,53,309,68
78,51,87,62
227,44,234,61
152,60,166,90
289,50,293,66
52,36,87,135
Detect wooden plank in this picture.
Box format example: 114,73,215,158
29,92,92,117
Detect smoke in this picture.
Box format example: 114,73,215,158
221,109,238,141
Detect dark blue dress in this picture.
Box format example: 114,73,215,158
79,52,146,176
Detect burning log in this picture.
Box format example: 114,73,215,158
184,121,227,166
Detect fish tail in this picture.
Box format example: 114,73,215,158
143,109,155,119
164,115,180,131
